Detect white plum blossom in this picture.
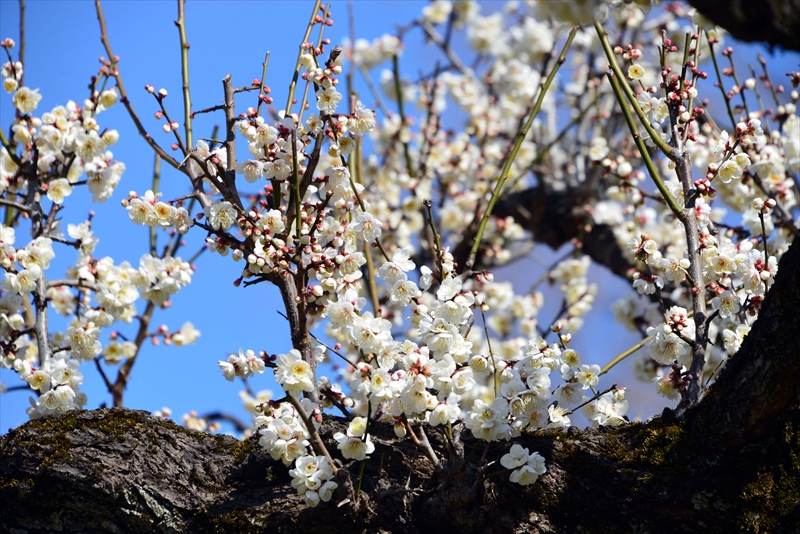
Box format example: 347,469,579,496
274,349,316,396
333,417,376,460
204,201,237,231
12,86,41,114
351,212,382,242
316,87,342,114
217,349,264,381
289,455,338,507
501,444,547,485
236,159,264,183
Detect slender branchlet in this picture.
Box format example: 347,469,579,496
176,0,193,150
285,0,323,116
465,27,578,274
95,0,182,170
599,337,649,377
391,52,415,180
109,301,155,407
605,71,682,218
707,32,738,129
149,153,161,255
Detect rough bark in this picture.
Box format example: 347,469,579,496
688,0,800,52
1,237,798,533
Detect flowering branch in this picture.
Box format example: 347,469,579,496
564,384,618,416
285,392,335,469
285,0,323,116
594,21,676,158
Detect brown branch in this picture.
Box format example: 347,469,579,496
95,0,182,171
220,74,244,211
109,301,155,407
200,411,248,434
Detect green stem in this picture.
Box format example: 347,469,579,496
594,21,675,158
605,71,683,218
176,0,192,149
285,0,322,116
465,27,578,273
599,338,649,376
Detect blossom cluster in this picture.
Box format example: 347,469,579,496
256,399,317,466
500,444,547,486
1,45,198,419
124,190,193,234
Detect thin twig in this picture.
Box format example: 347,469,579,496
599,337,649,376
176,0,193,150
565,384,618,416
286,0,323,116
465,27,579,274
95,0,182,170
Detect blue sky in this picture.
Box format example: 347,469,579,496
1,1,797,434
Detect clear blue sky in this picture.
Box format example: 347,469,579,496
1,1,797,434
